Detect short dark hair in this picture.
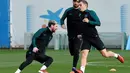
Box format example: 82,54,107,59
73,0,81,2
80,0,88,6
48,20,57,27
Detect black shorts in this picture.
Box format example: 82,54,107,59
68,37,83,56
81,36,105,51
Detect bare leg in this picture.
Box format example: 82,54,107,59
80,49,89,73
100,48,124,63
100,49,117,57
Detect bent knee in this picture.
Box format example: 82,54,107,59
49,57,53,62
100,49,111,58
81,50,89,58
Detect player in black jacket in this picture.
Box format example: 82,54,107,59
60,0,83,73
15,20,58,73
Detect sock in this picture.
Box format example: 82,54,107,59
15,69,21,73
40,65,47,70
73,54,79,68
80,66,85,73
114,54,118,58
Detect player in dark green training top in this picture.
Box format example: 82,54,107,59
77,0,124,73
15,20,58,73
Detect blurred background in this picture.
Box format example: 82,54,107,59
0,0,130,50
0,0,130,73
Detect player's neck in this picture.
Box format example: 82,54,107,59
48,27,52,32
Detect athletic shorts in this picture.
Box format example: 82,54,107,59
81,35,105,51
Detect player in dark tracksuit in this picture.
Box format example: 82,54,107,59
15,20,58,73
78,1,124,73
60,0,83,73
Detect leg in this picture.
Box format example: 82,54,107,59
36,55,53,73
91,36,124,63
19,56,34,70
69,37,82,73
100,49,124,63
68,37,79,68
68,37,75,56
71,49,80,73
72,49,89,73
73,37,82,68
100,49,117,58
73,52,79,68
80,49,89,73
80,50,89,67
15,51,34,73
43,56,53,67
79,37,92,73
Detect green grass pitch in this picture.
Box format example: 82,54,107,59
0,49,130,73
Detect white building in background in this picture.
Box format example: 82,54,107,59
26,5,36,32
121,4,130,35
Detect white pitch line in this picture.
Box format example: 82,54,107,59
87,62,130,68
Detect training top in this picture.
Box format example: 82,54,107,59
28,27,53,54
60,7,81,38
79,9,101,37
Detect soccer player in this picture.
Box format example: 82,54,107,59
78,0,125,73
60,0,83,73
15,20,58,73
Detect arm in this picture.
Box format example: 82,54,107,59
60,9,68,25
60,7,72,28
60,10,68,29
32,28,45,47
88,10,101,26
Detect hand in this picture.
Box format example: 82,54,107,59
61,24,66,29
77,35,82,40
77,35,82,38
83,18,89,23
33,47,39,53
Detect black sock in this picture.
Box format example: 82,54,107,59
73,54,79,68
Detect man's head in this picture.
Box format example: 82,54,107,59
48,20,58,32
79,0,88,11
73,0,81,8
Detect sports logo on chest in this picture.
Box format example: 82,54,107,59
84,14,88,18
68,13,72,16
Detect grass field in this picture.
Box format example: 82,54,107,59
0,49,130,73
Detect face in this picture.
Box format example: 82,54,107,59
51,24,58,32
73,1,80,8
79,2,88,11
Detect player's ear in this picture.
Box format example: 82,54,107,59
50,24,54,28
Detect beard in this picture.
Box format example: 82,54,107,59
73,4,79,8
52,30,55,32
52,28,56,32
